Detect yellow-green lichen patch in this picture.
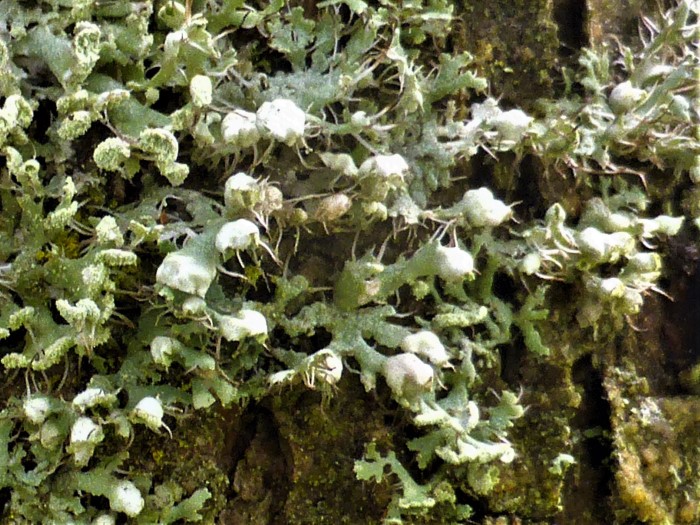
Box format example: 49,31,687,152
606,367,700,525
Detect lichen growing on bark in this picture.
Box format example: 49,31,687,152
0,0,698,523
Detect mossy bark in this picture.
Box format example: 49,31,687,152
199,2,700,525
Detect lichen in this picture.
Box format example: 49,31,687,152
0,0,697,523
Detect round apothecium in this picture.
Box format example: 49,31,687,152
608,81,646,114
217,309,268,342
189,74,212,107
71,417,101,443
460,187,511,227
215,219,260,253
155,251,216,298
73,387,115,410
359,154,409,179
256,98,306,146
400,331,451,367
316,349,343,385
221,110,260,148
132,396,164,431
110,480,145,517
314,193,352,223
434,245,474,281
490,109,532,142
23,396,51,424
383,353,434,399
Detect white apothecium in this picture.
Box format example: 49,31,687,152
459,187,511,227
92,514,117,525
224,172,260,211
23,396,51,425
216,309,268,342
215,219,260,253
132,396,165,432
316,349,343,386
490,109,532,142
69,416,104,466
156,251,217,298
608,81,646,114
221,110,260,148
400,331,451,368
434,245,475,282
110,480,145,517
383,353,434,400
189,74,212,107
73,387,117,410
359,154,409,180
256,98,305,146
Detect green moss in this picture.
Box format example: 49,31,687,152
454,0,560,106
270,382,394,524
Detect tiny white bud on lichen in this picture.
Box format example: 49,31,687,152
69,417,103,466
490,109,532,142
384,353,434,400
639,215,684,237
150,336,179,368
110,480,144,517
70,417,103,444
460,187,511,227
577,228,634,262
132,396,164,431
93,137,131,172
608,81,646,114
598,277,625,297
626,252,661,273
435,245,474,281
73,387,116,410
359,154,409,180
92,514,117,525
256,98,305,146
224,172,260,211
23,396,51,424
182,296,208,316
519,253,541,275
95,216,124,246
215,219,260,253
401,331,451,367
221,110,260,148
319,152,358,177
189,75,212,107
317,349,343,385
314,194,352,223
576,227,607,259
156,252,217,298
216,309,268,342
470,98,501,122
350,111,370,127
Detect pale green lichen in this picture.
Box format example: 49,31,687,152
0,0,697,523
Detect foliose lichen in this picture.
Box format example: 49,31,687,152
0,0,697,523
